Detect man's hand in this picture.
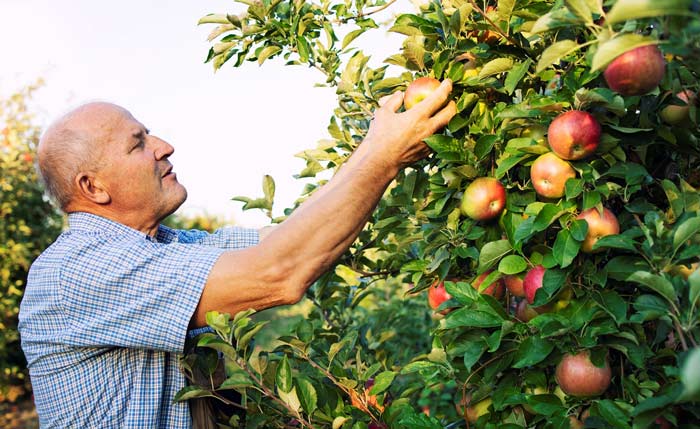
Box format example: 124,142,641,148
363,79,456,169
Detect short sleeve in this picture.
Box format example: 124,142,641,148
59,237,225,354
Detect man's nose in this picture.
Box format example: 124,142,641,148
151,135,174,160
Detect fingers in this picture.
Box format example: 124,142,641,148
413,79,453,116
429,100,457,131
379,91,404,112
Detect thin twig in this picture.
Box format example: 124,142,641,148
467,0,520,47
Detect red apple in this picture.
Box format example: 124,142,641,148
660,90,696,126
547,110,601,160
523,265,546,305
473,271,505,299
460,177,506,221
504,274,525,297
404,77,442,110
516,299,539,322
576,207,620,253
428,280,452,314
604,44,665,96
464,397,492,423
530,152,577,198
555,351,611,397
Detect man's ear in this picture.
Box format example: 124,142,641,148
75,172,111,205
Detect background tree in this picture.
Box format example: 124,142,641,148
0,81,63,402
183,1,700,427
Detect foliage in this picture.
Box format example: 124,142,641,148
0,82,63,401
184,0,700,427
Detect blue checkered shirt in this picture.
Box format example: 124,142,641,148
19,212,259,428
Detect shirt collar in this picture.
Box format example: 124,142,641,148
67,212,178,243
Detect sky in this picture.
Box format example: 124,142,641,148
0,0,411,227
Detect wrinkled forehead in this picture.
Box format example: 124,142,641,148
66,102,142,140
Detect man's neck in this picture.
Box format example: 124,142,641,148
66,203,162,237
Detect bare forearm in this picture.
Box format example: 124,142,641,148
260,142,397,296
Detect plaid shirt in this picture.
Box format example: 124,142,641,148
19,212,259,428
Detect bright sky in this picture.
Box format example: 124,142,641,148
1,0,410,227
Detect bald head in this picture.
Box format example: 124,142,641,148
38,102,130,210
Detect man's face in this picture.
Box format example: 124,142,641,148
93,106,187,222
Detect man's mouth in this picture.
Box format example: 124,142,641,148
162,166,173,178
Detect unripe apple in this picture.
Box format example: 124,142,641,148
555,351,611,397
523,265,546,305
660,90,697,126
547,110,601,160
576,207,620,253
530,152,576,198
404,77,442,110
460,177,506,221
604,44,665,96
473,271,505,299
504,274,525,297
428,280,452,314
516,299,539,322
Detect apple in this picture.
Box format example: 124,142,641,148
427,280,452,314
404,77,442,110
660,90,697,126
504,274,525,297
604,44,665,96
516,299,539,322
523,265,546,305
530,152,577,198
473,271,505,299
547,110,601,160
460,177,506,221
576,207,620,253
555,351,611,397
465,397,492,423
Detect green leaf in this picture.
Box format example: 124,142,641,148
295,377,318,414
338,51,369,93
537,40,579,73
341,29,365,50
631,294,669,322
531,7,582,33
257,45,282,65
533,203,567,232
689,269,700,307
565,0,593,23
662,179,685,219
673,216,700,253
498,0,516,23
532,269,567,306
627,272,676,303
592,234,638,252
276,355,293,393
173,386,215,402
263,175,275,204
552,229,581,268
606,0,692,25
591,34,659,72
596,290,628,324
596,399,631,429
513,336,554,368
444,308,504,328
219,370,255,389
478,58,514,79
504,59,532,94
475,135,498,160
499,255,528,274
479,239,513,270
606,256,649,281
369,371,396,395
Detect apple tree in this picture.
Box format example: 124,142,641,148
0,82,63,401
182,1,700,427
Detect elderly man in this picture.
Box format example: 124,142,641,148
18,81,455,428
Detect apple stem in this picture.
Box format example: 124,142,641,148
673,319,689,351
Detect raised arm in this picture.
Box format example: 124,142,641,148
191,81,456,327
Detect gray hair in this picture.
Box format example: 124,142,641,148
37,120,100,211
